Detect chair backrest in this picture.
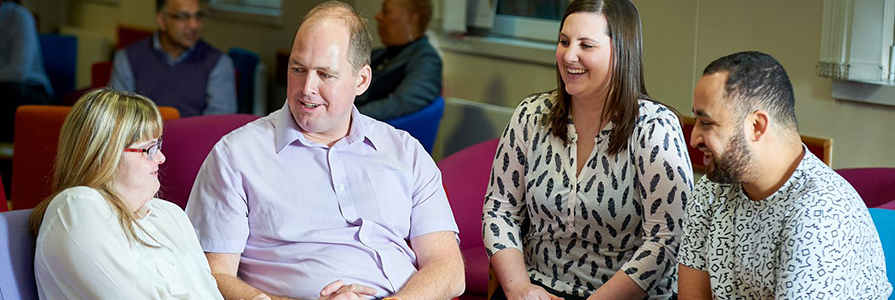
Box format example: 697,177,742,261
228,48,260,114
38,34,77,99
836,168,895,208
11,106,180,210
681,116,833,172
801,135,832,166
0,209,37,300
384,96,445,154
116,25,153,49
90,61,113,88
158,114,260,208
868,208,895,297
437,139,499,251
679,116,704,173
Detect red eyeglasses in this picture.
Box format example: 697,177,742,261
123,137,163,160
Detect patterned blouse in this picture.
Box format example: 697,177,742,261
482,92,693,298
679,147,892,299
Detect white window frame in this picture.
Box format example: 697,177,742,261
492,14,560,43
820,0,895,106
208,0,282,26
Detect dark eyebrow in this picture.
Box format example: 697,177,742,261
693,109,713,120
558,33,599,44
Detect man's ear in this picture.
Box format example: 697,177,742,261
749,109,770,142
156,12,167,32
355,64,372,96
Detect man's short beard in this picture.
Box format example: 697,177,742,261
706,129,758,184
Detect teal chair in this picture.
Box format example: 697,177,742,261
870,208,895,299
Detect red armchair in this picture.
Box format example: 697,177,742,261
11,105,180,210
835,168,895,208
158,114,259,208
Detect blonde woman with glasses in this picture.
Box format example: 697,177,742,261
28,89,227,299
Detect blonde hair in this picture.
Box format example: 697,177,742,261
29,89,164,246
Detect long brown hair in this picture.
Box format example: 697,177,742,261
547,0,653,155
30,89,163,247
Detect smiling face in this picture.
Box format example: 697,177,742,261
691,72,758,183
556,12,613,103
375,0,414,46
287,18,371,145
113,137,165,211
157,0,203,53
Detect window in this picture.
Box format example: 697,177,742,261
492,0,568,43
209,0,281,17
818,0,894,83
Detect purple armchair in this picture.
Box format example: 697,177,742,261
159,114,260,209
835,168,895,209
0,209,37,300
437,139,499,300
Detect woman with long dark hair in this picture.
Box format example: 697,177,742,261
483,1,692,299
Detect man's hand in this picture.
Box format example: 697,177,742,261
505,283,564,300
318,280,377,300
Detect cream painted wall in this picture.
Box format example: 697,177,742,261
435,0,895,168
50,0,895,167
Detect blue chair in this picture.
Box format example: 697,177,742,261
0,209,37,300
38,34,77,100
384,95,445,154
870,208,895,299
228,47,261,114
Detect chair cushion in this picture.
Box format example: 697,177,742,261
878,199,895,210
0,209,37,300
462,246,490,296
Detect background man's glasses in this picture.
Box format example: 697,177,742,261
163,11,205,22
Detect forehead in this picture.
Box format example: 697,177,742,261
165,0,200,12
292,18,352,66
693,72,730,117
561,12,609,37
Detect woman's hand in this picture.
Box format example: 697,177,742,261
505,283,565,300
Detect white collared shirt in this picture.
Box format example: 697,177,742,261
34,186,223,300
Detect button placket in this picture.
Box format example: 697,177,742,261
327,149,357,222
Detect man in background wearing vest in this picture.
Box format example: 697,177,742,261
108,0,235,116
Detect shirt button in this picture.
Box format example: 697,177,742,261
338,184,345,191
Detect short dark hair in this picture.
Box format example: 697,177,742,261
402,0,433,34
300,1,372,72
156,0,166,12
703,51,798,130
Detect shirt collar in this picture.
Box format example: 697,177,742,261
734,144,813,205
151,32,196,65
273,100,378,153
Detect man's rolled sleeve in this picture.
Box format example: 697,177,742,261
185,142,250,253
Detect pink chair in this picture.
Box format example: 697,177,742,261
0,174,6,212
437,139,499,300
159,114,259,209
836,168,895,208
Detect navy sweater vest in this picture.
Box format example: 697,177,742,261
125,38,222,117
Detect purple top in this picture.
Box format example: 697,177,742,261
185,102,458,299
